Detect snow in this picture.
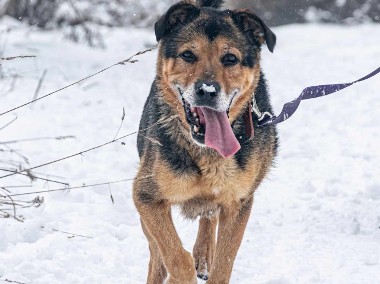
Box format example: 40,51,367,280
0,17,380,284
201,83,216,93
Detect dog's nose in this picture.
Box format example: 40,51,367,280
195,81,221,99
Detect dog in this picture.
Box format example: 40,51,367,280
133,0,278,283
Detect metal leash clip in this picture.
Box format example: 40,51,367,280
251,96,274,127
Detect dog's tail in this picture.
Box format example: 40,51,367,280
197,0,224,9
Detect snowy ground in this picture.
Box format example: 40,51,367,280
0,17,379,284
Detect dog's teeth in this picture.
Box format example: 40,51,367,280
193,112,198,118
195,118,200,124
194,125,199,133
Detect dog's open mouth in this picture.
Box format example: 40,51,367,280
182,98,241,158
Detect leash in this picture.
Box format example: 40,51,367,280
251,67,380,127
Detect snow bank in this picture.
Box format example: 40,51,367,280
0,19,379,283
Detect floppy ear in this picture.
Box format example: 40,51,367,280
155,2,200,42
232,10,276,53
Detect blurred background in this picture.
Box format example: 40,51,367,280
0,0,379,47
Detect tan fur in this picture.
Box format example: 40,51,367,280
141,220,167,283
134,131,275,282
157,35,261,127
193,215,218,278
155,147,263,206
133,6,276,283
134,198,198,284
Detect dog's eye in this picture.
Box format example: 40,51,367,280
180,51,197,63
222,54,239,67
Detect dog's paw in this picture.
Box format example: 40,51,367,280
197,273,209,281
195,256,209,280
166,276,197,284
166,250,197,284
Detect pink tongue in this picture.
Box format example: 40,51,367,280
200,107,241,158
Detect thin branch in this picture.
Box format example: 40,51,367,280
0,135,76,145
0,208,23,222
8,175,153,197
30,69,48,109
0,196,43,209
0,188,19,221
0,55,36,61
113,107,125,140
41,226,93,239
0,168,69,186
0,114,17,131
1,279,26,284
0,209,9,218
108,184,114,204
3,144,29,164
0,115,177,180
0,46,157,117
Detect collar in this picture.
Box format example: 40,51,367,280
243,94,274,140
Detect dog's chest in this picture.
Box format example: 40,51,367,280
156,157,256,205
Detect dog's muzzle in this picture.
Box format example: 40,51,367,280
179,83,241,158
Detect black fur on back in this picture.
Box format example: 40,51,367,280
198,0,224,9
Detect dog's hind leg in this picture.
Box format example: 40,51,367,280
206,197,253,284
141,219,167,284
192,215,218,281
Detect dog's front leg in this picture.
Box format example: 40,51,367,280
193,215,218,280
134,195,197,284
141,219,167,284
206,197,253,284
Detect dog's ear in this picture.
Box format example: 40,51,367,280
155,2,200,42
232,10,276,53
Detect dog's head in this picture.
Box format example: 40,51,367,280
155,0,276,158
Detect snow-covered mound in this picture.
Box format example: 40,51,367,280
0,17,379,283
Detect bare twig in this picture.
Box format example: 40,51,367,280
0,208,24,222
0,55,36,61
0,135,75,145
1,279,27,284
40,226,93,239
2,280,25,284
0,188,18,221
0,168,69,186
108,184,114,204
113,107,125,140
0,115,177,180
0,114,17,131
3,144,29,164
1,185,42,222
0,196,44,209
30,69,48,109
0,46,157,117
8,175,153,197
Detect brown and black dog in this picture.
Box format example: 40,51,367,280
133,0,278,283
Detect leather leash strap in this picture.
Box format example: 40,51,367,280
254,67,380,127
